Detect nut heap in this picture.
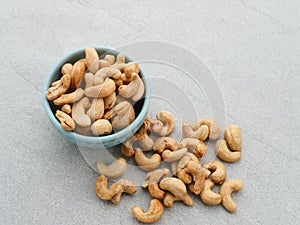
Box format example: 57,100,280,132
46,48,145,136
94,111,244,224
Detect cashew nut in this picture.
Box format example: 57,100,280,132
135,117,153,150
111,53,126,72
61,104,71,114
162,148,188,162
149,111,175,136
182,122,209,141
95,175,123,201
53,88,84,105
46,74,71,101
203,160,226,184
55,110,75,131
132,76,145,102
124,62,140,78
71,97,91,127
111,179,137,204
87,98,104,121
148,118,164,134
118,73,141,98
85,78,116,98
142,168,170,199
132,199,164,224
225,125,242,151
91,119,112,136
153,137,178,154
159,177,193,207
93,67,122,85
84,72,94,89
179,138,207,158
97,158,127,179
198,118,221,140
200,179,222,206
134,148,161,171
111,101,135,129
85,48,99,74
215,140,242,163
104,92,116,110
70,59,86,90
104,54,115,65
220,179,243,212
61,63,73,75
121,135,138,157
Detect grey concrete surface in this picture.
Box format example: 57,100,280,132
1,0,300,224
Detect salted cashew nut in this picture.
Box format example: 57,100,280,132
93,67,122,85
53,88,84,105
118,73,141,98
121,135,139,157
97,158,127,179
179,138,207,158
61,104,71,114
104,92,116,110
159,177,193,207
135,117,153,150
85,78,116,98
162,148,188,162
61,63,73,75
220,179,243,212
203,160,226,184
84,72,94,89
200,179,222,205
215,140,242,163
95,175,123,201
197,118,221,140
149,111,175,136
46,74,71,101
70,59,86,90
87,98,104,121
153,137,178,154
111,101,135,129
134,148,161,171
85,48,99,74
91,119,112,136
71,97,91,127
55,110,75,131
148,118,164,134
132,199,164,224
142,168,170,199
182,121,209,141
225,125,242,151
111,179,137,204
132,76,144,102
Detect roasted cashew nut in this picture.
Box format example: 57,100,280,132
87,98,104,121
91,119,112,136
118,73,141,98
153,137,178,154
97,158,127,179
85,78,116,98
111,101,135,129
85,48,99,74
215,140,242,163
111,179,137,204
203,160,226,184
71,97,91,127
121,135,139,157
70,59,86,90
104,92,116,110
95,175,123,201
61,104,72,114
149,111,175,136
182,121,209,141
179,138,207,158
134,148,161,171
142,168,170,199
200,179,222,205
198,118,221,140
225,125,242,151
46,74,71,101
135,117,153,150
53,88,84,106
93,67,122,85
132,199,164,224
220,179,243,212
161,148,188,162
55,110,75,131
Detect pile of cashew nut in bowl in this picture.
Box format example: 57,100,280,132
44,48,244,224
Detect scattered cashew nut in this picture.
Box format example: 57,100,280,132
153,137,178,154
198,118,221,140
225,125,242,151
179,138,207,158
97,158,127,179
55,110,75,131
162,148,188,162
111,179,137,204
182,121,209,141
220,179,243,212
215,140,242,163
95,175,123,201
203,160,226,184
200,179,222,206
134,148,161,171
132,199,164,224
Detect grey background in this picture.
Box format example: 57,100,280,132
1,0,299,224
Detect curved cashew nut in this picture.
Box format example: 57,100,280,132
179,138,207,158
53,88,84,106
121,135,139,157
70,59,86,90
46,74,71,101
200,179,222,205
118,73,141,98
104,92,116,110
182,122,209,141
132,76,145,102
197,118,221,140
215,140,242,163
87,98,104,121
91,119,112,136
142,168,170,199
97,158,127,179
159,177,193,207
85,78,116,98
162,148,188,162
132,199,164,224
85,48,99,74
149,118,164,134
220,179,243,212
61,63,73,75
225,125,242,151
111,179,137,204
95,175,123,201
61,104,72,114
71,97,91,127
93,67,122,85
149,111,175,136
153,137,178,154
111,101,135,129
203,160,226,184
84,72,94,89
135,117,153,150
55,110,75,131
134,148,161,171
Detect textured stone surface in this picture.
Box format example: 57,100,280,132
0,0,300,224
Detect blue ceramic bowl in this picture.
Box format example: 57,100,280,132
42,47,150,148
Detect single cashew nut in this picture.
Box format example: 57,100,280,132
118,73,141,98
182,122,209,141
93,67,122,85
132,199,164,224
85,48,99,74
179,138,207,158
162,148,188,162
135,117,153,150
70,59,86,90
153,137,178,154
111,179,137,204
150,111,175,136
121,135,139,157
134,148,161,171
46,74,71,101
61,63,73,75
55,110,75,131
95,175,123,201
97,158,127,179
203,160,226,184
84,72,94,89
198,118,221,140
71,97,91,127
104,92,116,110
91,119,112,136
53,88,84,105
87,98,104,121
149,118,164,134
200,179,222,205
85,78,116,98
132,76,145,102
225,125,242,151
220,179,243,212
104,54,115,65
111,101,135,129
215,140,242,163
61,104,72,114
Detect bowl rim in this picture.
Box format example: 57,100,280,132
42,46,150,145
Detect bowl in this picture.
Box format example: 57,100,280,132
42,46,150,148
